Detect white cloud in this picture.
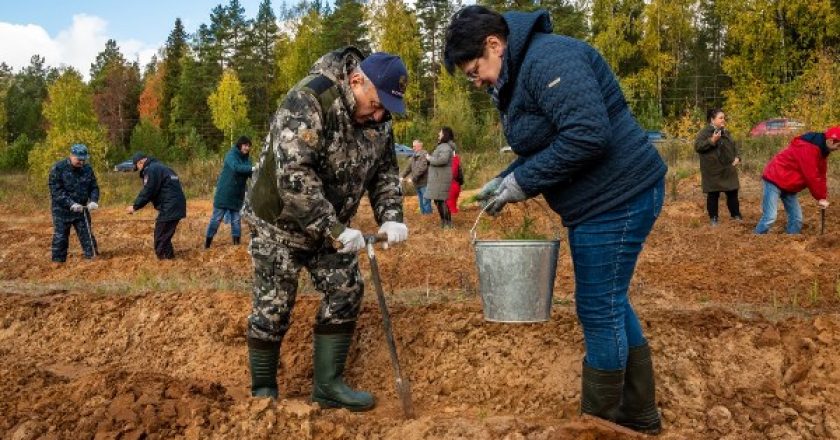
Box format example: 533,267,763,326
0,14,159,79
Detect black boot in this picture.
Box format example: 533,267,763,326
204,236,213,249
233,236,240,245
616,344,662,435
311,322,375,411
248,337,279,398
581,361,624,422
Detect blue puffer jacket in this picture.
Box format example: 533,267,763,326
495,10,666,226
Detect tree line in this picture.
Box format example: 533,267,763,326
1,0,839,179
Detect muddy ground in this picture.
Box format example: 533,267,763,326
1,173,839,439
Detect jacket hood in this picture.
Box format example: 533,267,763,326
139,157,157,178
800,132,831,157
495,10,552,108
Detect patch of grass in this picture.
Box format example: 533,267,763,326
501,215,548,240
809,279,820,306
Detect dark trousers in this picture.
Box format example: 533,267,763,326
707,190,740,219
154,219,180,259
51,211,97,262
434,199,451,226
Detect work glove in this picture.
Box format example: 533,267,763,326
70,203,84,213
86,201,99,211
336,227,366,254
818,199,830,209
475,177,502,202
486,173,527,216
378,221,408,245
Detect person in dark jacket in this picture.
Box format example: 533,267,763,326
445,6,666,434
126,152,187,259
400,139,432,214
205,135,253,248
694,108,741,225
424,127,455,228
48,143,100,263
755,126,840,234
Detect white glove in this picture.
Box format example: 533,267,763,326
818,199,830,209
336,227,365,253
70,203,84,213
86,201,99,211
379,221,408,244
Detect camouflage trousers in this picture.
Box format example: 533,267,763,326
51,211,97,262
247,232,365,342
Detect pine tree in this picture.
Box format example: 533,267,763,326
416,0,459,114
161,18,188,135
5,55,48,143
321,0,370,53
240,0,279,135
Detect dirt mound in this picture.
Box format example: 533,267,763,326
3,174,840,438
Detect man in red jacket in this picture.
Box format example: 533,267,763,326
755,126,840,234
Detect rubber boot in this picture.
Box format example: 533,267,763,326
204,236,213,249
311,322,375,411
616,344,662,435
581,361,624,423
233,236,241,245
248,337,279,398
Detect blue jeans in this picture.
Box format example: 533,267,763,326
568,178,664,371
416,186,433,215
754,180,802,234
206,207,242,238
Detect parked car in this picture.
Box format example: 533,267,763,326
499,145,512,153
394,143,414,157
749,118,805,137
646,130,668,145
114,159,135,172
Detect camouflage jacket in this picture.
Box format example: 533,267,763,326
48,158,100,217
243,47,403,249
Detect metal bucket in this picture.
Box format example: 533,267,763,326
470,203,561,323
474,239,560,322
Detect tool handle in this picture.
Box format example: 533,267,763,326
365,232,389,245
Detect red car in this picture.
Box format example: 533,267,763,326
749,118,805,137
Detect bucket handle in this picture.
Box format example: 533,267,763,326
470,198,563,242
470,197,495,243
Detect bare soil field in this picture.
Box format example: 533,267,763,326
2,173,839,439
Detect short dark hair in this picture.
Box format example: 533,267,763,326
707,108,724,123
439,126,455,144
443,5,509,75
235,135,252,149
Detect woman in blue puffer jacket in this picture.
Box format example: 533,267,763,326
444,6,666,434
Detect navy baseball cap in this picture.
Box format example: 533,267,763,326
360,52,408,116
70,143,89,160
131,152,148,169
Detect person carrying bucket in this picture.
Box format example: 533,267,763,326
444,6,667,435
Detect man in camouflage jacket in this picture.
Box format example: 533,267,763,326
48,144,100,263
242,48,410,411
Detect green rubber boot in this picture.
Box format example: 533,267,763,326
616,344,662,435
311,322,375,411
248,337,279,399
581,361,624,422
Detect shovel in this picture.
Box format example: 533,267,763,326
820,207,826,235
82,207,98,259
365,233,415,419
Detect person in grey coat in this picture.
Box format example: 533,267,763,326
400,139,432,214
694,108,741,225
424,127,455,228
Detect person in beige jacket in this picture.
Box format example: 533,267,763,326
400,139,432,214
